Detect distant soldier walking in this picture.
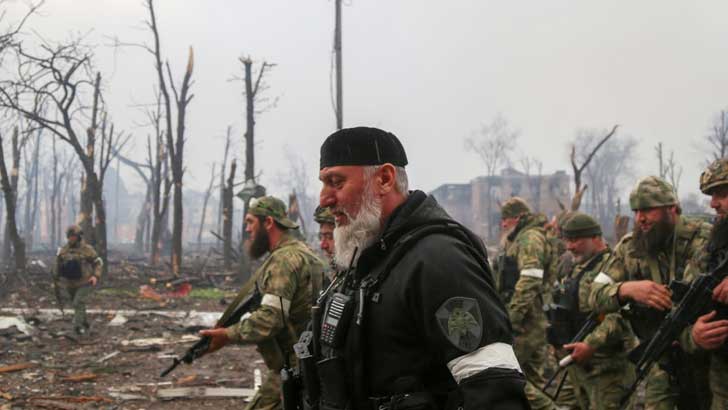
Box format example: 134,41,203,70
53,225,102,335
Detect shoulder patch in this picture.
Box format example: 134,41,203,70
435,297,483,352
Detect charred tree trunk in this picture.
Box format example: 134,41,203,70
223,160,236,270
3,128,21,264
0,132,25,273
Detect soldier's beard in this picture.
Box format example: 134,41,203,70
247,225,270,259
633,214,674,257
708,215,728,252
333,186,382,268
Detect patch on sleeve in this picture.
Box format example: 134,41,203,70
435,297,483,352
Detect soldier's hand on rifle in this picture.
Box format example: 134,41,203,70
691,310,728,350
199,328,231,353
618,280,672,310
713,278,728,305
563,342,595,364
88,276,98,287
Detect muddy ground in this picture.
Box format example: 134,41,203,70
0,249,265,410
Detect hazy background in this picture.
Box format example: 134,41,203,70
6,0,727,201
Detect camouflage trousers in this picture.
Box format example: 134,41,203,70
514,318,557,410
711,353,728,410
64,285,93,331
568,361,636,410
244,370,281,410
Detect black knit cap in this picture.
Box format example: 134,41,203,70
320,127,408,169
562,212,602,239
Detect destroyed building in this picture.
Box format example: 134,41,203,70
431,168,571,242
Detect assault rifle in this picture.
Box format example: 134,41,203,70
543,312,600,400
618,255,728,409
160,284,261,377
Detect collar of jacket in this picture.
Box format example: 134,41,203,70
355,190,451,272
508,213,547,242
270,232,298,254
574,246,611,272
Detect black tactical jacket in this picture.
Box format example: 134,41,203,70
329,191,528,410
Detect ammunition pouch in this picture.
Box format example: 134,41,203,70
317,356,348,410
545,276,587,346
59,259,83,280
623,304,667,343
544,303,588,347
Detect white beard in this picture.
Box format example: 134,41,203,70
333,189,383,268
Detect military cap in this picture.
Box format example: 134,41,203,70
66,225,82,238
700,158,728,195
561,212,602,239
629,176,678,210
500,197,531,219
320,127,408,169
314,205,335,225
248,196,299,229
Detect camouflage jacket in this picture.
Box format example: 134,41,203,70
54,240,102,288
680,224,728,353
562,248,637,372
226,234,325,371
504,213,553,331
589,215,711,314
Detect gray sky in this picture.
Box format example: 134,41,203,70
7,0,728,203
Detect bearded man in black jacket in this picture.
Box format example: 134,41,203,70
306,126,529,410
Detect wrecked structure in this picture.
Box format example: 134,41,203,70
431,168,571,242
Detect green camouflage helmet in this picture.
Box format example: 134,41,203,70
248,196,299,229
314,205,335,225
561,212,602,239
629,176,678,210
66,224,83,238
500,197,531,219
700,158,728,195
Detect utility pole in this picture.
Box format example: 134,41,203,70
334,0,343,129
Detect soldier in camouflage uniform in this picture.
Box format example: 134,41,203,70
314,205,335,261
682,158,728,410
201,196,326,410
554,213,637,410
589,176,712,410
53,225,103,335
500,197,557,410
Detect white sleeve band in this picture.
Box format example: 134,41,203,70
593,272,615,285
261,294,291,314
447,342,522,384
95,257,104,267
520,268,544,279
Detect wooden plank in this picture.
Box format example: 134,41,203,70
157,387,255,400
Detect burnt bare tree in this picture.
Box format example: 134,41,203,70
144,0,194,275
0,38,126,274
465,114,519,240
703,109,728,163
222,160,237,269
0,128,25,272
236,56,276,275
217,126,232,248
574,131,637,240
569,125,618,211
655,142,682,193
